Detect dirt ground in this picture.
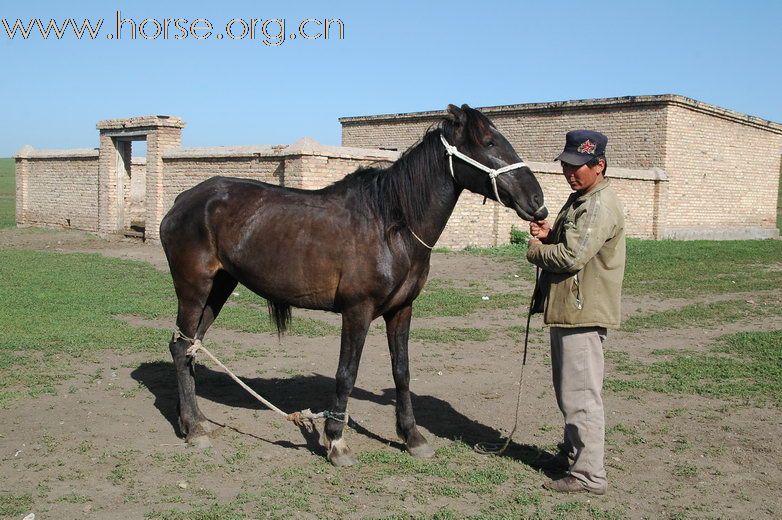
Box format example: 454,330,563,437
1,228,780,519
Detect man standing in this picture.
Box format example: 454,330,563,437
526,130,626,495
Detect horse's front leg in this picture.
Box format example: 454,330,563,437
384,305,435,459
323,305,372,466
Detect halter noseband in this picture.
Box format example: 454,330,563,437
406,133,532,250
440,133,528,206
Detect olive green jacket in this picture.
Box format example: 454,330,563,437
526,179,626,329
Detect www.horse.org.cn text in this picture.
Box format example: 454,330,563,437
1,11,345,46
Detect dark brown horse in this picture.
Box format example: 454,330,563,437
160,104,548,466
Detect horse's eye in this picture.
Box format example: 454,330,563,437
486,141,495,148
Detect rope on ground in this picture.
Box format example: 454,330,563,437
473,267,538,456
173,329,348,428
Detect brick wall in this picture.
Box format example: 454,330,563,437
340,95,782,240
14,134,663,248
127,157,146,226
662,103,782,238
342,102,668,169
16,96,780,246
15,148,100,231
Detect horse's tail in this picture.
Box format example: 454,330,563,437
267,300,292,336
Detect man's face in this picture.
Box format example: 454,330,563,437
561,159,605,192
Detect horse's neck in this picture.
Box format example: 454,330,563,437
411,164,462,248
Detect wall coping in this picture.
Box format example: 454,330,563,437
339,94,782,135
15,145,99,159
529,161,668,182
162,137,400,162
96,115,186,130
13,144,664,181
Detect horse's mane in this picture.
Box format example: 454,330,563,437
326,119,461,227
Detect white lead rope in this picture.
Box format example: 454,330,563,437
174,329,348,427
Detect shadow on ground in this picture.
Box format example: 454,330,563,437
131,361,562,476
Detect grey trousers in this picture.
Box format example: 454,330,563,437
550,326,608,491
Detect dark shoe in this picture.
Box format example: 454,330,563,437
543,476,606,495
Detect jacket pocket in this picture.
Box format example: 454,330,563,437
571,273,583,310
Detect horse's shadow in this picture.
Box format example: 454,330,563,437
130,361,562,476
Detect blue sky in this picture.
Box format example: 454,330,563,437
1,0,780,156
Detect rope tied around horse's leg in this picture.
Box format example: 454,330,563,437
173,329,348,429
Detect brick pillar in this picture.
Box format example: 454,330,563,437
97,132,118,235
652,177,669,240
145,126,183,241
283,156,306,188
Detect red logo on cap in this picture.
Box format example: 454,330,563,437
577,140,596,155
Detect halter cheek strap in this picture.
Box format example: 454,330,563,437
439,133,528,206
407,134,531,250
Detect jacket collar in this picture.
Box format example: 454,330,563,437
575,178,610,202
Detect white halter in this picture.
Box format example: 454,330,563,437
407,134,532,250
439,133,528,206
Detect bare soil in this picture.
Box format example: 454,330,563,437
1,228,780,519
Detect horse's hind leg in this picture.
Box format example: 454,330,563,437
323,305,372,466
384,305,435,459
170,270,237,447
196,270,238,337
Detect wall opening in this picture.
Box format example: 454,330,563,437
113,136,147,238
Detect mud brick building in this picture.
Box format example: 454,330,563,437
15,95,782,247
341,94,782,241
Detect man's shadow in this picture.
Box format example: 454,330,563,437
130,361,563,476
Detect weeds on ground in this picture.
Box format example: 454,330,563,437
607,330,782,404
621,297,782,332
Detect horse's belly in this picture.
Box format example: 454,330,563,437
228,258,341,311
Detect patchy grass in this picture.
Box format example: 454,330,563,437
623,239,782,297
0,250,337,404
0,493,32,517
217,305,340,337
410,327,492,343
621,296,782,332
459,239,782,297
456,243,538,278
0,158,14,228
415,287,525,317
607,330,782,404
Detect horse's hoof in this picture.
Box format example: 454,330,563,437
407,442,435,459
329,451,358,467
187,435,212,449
326,437,357,467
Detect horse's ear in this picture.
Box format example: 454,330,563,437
446,104,466,126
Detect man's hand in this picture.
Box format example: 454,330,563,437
529,220,551,241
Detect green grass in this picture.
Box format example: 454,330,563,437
415,287,525,317
0,249,338,404
623,239,782,296
621,297,782,332
459,238,782,297
410,327,492,343
0,157,14,228
0,493,32,517
607,330,782,404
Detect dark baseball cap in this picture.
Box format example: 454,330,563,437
555,130,608,166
